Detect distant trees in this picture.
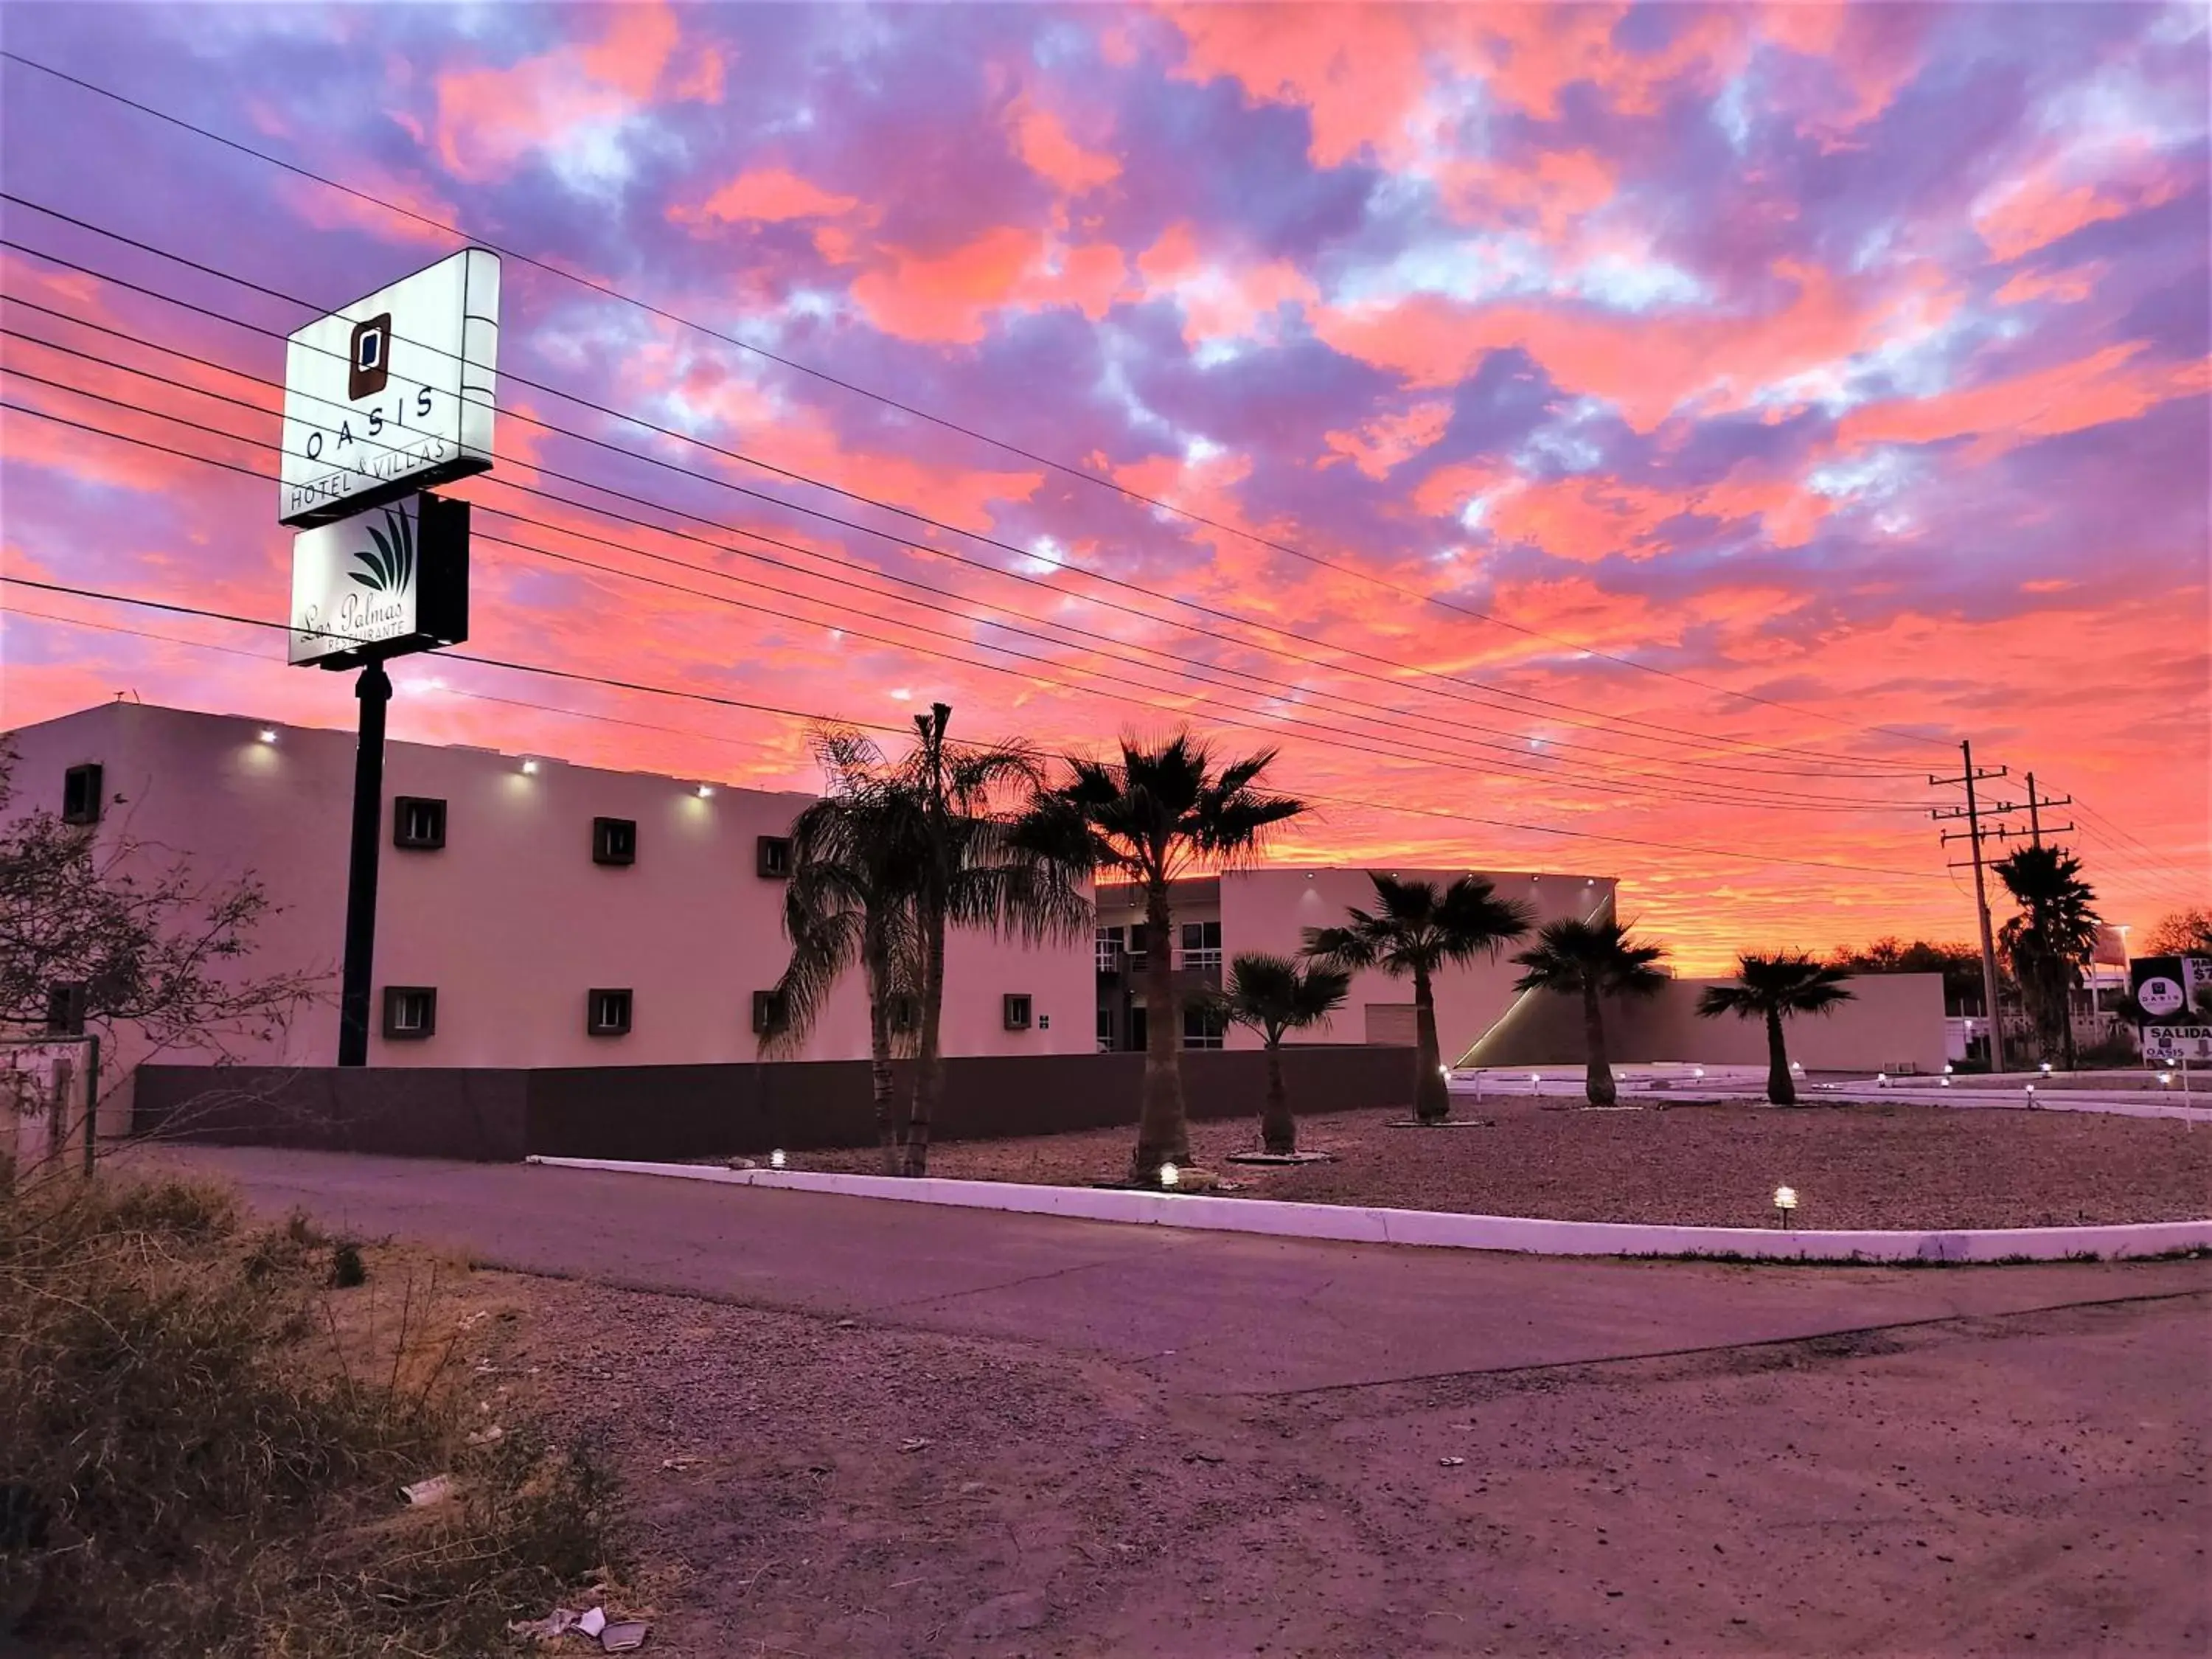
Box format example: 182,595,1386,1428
1696,953,1856,1105
1509,917,1669,1107
2142,909,2212,959
1992,845,2101,1070
1825,937,1992,1016
1305,874,1532,1124
1204,953,1351,1155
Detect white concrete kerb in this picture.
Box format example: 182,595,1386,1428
525,1157,2212,1265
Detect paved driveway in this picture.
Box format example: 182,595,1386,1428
139,1144,2210,1395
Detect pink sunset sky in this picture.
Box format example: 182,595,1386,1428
1,2,2205,972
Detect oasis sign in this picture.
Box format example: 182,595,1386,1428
289,493,470,668
278,248,501,528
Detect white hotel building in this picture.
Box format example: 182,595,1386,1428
7,700,1944,1112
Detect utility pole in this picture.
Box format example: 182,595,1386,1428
2021,772,2074,849
1932,740,2016,1073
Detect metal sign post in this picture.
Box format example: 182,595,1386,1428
278,250,498,1067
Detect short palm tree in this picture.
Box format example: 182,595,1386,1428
1204,953,1352,1154
1304,873,1533,1124
1509,917,1669,1107
761,754,922,1175
1993,844,2100,1070
1018,734,1305,1182
1695,953,1855,1105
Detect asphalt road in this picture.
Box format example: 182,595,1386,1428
138,1144,2211,1396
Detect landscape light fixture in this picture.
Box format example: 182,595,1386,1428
1877,1071,1889,1088
1773,1186,1798,1228
769,1149,786,1169
2160,1071,2175,1086
1159,1162,1180,1190
1693,1067,1705,1079
2025,1084,2037,1103
2040,1061,2053,1075
1941,1077,1952,1088
257,727,278,744
1943,1062,1955,1075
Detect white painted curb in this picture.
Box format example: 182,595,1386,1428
525,1157,2212,1265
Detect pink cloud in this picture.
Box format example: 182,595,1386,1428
672,166,861,226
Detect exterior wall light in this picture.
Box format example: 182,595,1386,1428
1773,1186,1798,1228
697,784,714,799
1159,1162,1180,1189
769,1148,786,1169
258,727,278,744
521,758,538,775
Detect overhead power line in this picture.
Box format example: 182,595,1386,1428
0,575,1961,883
0,87,1955,759
0,390,1924,818
0,208,1937,779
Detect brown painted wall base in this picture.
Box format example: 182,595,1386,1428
134,1045,1416,1164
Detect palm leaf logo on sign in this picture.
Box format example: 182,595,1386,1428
349,504,416,595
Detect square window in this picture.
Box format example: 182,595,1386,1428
393,796,447,850
593,817,638,866
751,989,787,1034
586,987,633,1036
46,982,86,1036
757,835,792,878
382,986,437,1040
1182,1006,1225,1050
62,763,102,825
1004,993,1033,1032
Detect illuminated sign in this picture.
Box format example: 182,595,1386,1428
289,493,470,668
278,248,499,528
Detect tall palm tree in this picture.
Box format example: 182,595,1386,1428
891,705,1092,1178
760,737,924,1175
1203,953,1352,1154
1018,734,1305,1181
1695,953,1855,1105
1993,844,2101,1070
1304,873,1533,1124
1509,917,1669,1107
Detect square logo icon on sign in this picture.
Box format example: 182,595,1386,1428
349,313,392,400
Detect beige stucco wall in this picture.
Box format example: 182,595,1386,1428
5,702,1096,1085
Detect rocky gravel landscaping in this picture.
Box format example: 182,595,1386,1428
798,1102,2212,1231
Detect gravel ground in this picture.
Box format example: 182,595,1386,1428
425,1256,2210,1658
796,1102,2212,1230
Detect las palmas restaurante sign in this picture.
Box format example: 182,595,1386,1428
288,493,470,668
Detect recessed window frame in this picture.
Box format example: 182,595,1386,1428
886,993,919,1034
62,763,102,826
382,986,438,1040
592,816,638,867
585,987,633,1037
756,835,793,879
393,796,448,850
751,989,787,1035
46,981,87,1036
1003,992,1034,1032
1182,1004,1226,1051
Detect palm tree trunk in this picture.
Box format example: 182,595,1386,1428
1412,964,1448,1124
902,892,947,1178
1132,881,1190,1181
863,943,898,1177
1765,1009,1796,1105
1582,981,1615,1107
1260,1039,1295,1155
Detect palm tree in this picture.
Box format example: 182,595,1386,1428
761,737,923,1175
1304,873,1533,1124
1993,844,2101,1070
1695,953,1855,1105
1203,953,1352,1154
1509,917,1669,1107
1018,734,1305,1182
891,705,1092,1178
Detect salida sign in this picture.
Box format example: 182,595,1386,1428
2130,956,2211,1062
289,493,469,668
279,248,500,528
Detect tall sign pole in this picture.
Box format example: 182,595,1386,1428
278,250,498,1066
1932,740,2015,1072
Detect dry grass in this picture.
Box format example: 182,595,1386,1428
799,1102,2212,1230
0,1169,619,1657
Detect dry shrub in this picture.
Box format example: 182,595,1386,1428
0,1169,617,1655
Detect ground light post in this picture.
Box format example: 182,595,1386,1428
276,248,500,1065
